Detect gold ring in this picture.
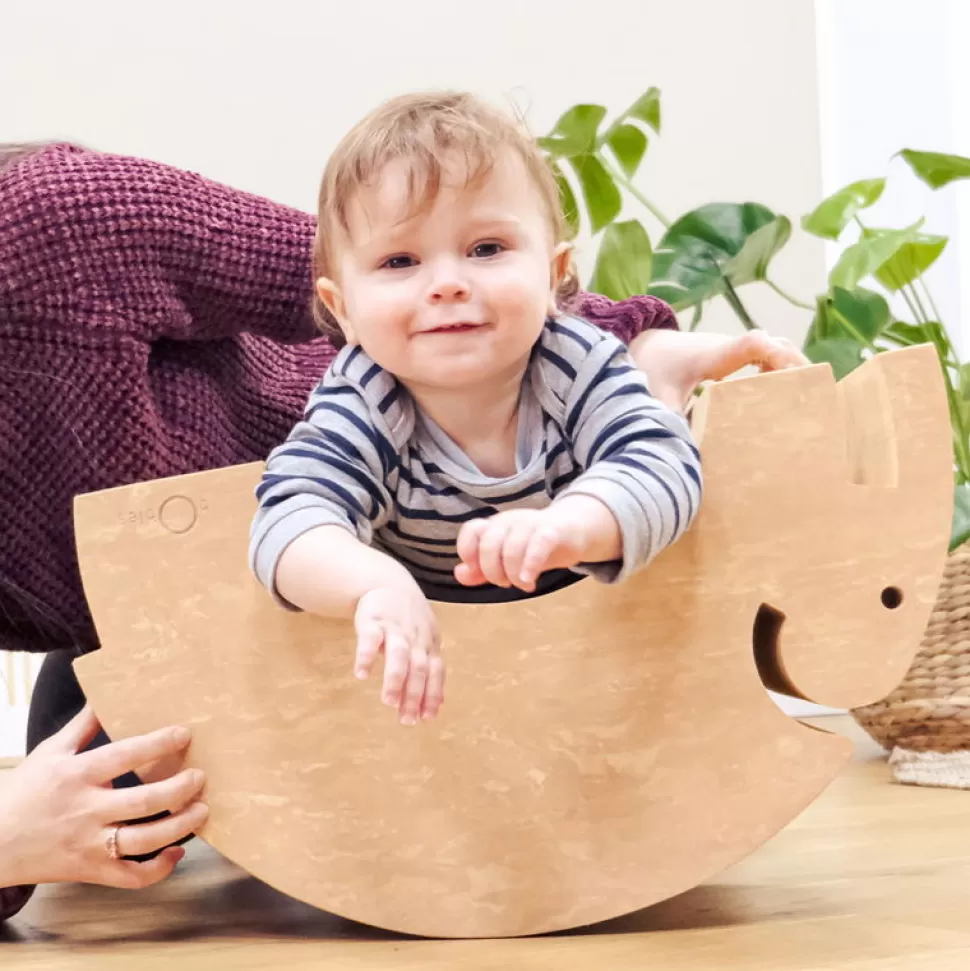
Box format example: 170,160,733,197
106,824,123,861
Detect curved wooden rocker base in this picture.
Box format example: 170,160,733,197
72,344,952,938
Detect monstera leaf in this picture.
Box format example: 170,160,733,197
899,149,970,190
539,88,661,239
589,221,653,301
801,178,885,241
802,287,891,380
828,223,923,291
647,203,790,311
867,229,948,292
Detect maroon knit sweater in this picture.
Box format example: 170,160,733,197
0,143,676,664
0,143,676,920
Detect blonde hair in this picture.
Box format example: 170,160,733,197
311,90,578,344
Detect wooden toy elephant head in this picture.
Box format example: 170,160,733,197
72,343,952,939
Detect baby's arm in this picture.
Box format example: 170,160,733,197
558,338,702,580
629,328,808,412
249,379,442,723
455,338,701,591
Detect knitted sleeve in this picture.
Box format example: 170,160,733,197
0,144,679,347
570,291,680,344
1,143,319,344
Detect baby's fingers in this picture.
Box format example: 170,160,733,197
353,618,385,680
764,337,809,370
457,519,487,566
421,652,446,721
501,521,540,591
520,525,560,588
382,631,412,708
456,518,490,586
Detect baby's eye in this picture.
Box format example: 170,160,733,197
470,241,505,259
380,255,417,270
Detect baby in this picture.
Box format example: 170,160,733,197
249,91,707,726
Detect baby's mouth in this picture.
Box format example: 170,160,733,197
426,322,486,334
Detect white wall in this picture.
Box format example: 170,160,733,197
815,0,970,353
0,653,43,760
0,0,832,745
1,0,826,342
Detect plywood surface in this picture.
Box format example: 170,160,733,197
7,719,970,969
70,346,952,937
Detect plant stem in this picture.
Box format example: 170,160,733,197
720,275,758,330
830,310,879,354
600,156,671,228
919,276,944,322
908,282,931,323
899,283,970,477
942,368,970,481
766,278,814,310
899,286,924,323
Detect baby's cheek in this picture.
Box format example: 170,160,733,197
493,269,550,327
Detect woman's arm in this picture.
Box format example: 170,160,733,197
1,142,319,345
571,291,679,346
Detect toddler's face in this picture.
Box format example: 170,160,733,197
318,150,569,394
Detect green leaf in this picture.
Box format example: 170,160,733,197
950,482,970,551
647,203,785,310
868,230,948,291
538,104,607,158
550,161,579,237
828,223,922,290
801,178,885,241
802,337,864,379
899,149,970,190
882,321,934,347
813,286,890,345
721,216,792,284
589,220,653,300
566,155,621,233
607,124,648,178
628,87,661,133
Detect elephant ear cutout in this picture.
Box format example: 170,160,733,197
72,344,952,939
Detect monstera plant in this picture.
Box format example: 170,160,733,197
540,90,970,550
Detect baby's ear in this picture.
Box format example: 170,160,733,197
549,242,575,315
315,277,358,346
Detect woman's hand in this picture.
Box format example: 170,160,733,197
0,706,208,890
629,329,809,413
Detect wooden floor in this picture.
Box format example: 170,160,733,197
3,715,970,970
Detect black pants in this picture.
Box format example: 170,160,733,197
26,648,192,862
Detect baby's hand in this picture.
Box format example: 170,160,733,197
696,330,808,382
354,586,443,725
455,508,589,592
631,329,809,412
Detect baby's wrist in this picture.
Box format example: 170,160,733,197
547,494,621,561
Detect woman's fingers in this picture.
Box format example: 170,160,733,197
76,725,192,786
113,801,210,862
106,846,187,890
49,704,104,755
99,767,205,824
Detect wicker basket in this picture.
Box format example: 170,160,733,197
852,541,970,788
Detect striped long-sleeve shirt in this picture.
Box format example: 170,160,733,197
249,315,702,605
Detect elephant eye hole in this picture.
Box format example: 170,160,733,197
881,586,903,610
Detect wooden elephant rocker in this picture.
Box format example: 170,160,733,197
72,343,952,939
